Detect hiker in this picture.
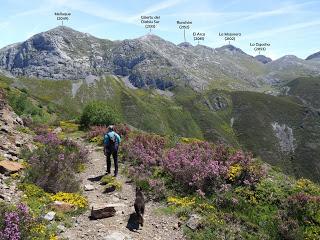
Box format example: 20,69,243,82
103,125,121,177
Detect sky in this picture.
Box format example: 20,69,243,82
0,0,319,59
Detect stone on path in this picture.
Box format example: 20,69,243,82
84,184,95,191
103,231,132,240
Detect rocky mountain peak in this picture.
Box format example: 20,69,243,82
215,45,246,55
178,42,193,48
306,51,320,61
255,55,272,64
0,26,320,91
138,34,163,41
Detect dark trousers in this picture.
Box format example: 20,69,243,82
106,149,118,176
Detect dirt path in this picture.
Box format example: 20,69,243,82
62,143,185,240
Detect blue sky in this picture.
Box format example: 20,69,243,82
0,0,319,59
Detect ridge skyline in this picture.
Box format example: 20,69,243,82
2,25,319,62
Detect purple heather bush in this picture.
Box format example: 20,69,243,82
122,133,166,167
86,125,108,140
1,212,20,240
24,132,89,193
163,142,265,193
0,203,36,240
122,133,266,196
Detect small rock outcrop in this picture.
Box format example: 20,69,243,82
0,89,33,161
186,214,202,230
271,122,296,154
255,55,272,64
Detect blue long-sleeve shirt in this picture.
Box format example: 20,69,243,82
103,131,121,146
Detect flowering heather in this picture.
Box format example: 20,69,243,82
34,132,61,145
0,203,54,240
113,124,131,139
86,125,108,140
25,133,89,193
122,133,166,166
1,212,20,240
86,124,131,140
122,132,266,194
163,142,230,191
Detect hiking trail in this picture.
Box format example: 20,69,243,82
62,141,185,240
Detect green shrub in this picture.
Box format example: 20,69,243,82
101,175,122,191
7,90,53,124
80,101,121,128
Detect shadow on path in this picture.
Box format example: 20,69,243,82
88,174,105,182
126,213,140,232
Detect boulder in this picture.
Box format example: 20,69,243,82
15,117,23,125
43,211,56,221
84,184,95,191
0,160,24,174
186,214,202,230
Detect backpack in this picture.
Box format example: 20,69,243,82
105,132,118,149
108,133,116,145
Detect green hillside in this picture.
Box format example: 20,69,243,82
286,77,320,109
1,74,319,182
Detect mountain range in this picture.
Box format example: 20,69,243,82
1,26,320,91
0,26,319,182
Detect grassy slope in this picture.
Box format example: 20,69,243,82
230,91,320,182
286,77,320,109
2,75,319,182
6,76,203,138
174,87,238,145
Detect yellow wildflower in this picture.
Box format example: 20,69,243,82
51,192,88,209
228,164,242,181
31,224,46,234
49,235,59,240
167,196,195,207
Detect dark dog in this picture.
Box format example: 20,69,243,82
134,187,145,227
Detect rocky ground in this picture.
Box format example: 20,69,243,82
62,143,185,240
0,89,31,204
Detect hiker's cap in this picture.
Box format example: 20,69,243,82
108,125,114,131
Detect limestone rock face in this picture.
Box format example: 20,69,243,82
271,122,296,154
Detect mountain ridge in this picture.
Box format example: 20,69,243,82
0,26,320,91
306,51,320,61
